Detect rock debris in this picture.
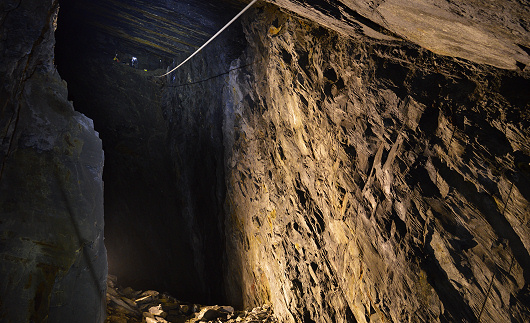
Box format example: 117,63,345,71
105,275,277,323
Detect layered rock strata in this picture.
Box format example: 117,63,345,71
0,0,107,321
267,0,530,70
222,4,530,322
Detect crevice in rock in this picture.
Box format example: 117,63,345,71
53,0,245,305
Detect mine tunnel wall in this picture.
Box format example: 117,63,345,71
0,1,107,322
1,0,530,322
221,5,530,322
53,0,247,304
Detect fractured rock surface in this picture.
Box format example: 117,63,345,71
0,0,107,321
222,4,530,322
268,0,530,70
3,0,530,322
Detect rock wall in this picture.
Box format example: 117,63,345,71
223,4,530,322
55,0,248,303
0,0,106,322
3,0,529,322
160,26,247,304
267,0,530,70
55,45,195,301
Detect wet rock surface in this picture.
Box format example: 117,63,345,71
222,4,530,322
106,275,277,323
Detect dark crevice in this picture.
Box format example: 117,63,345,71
433,157,530,284
53,0,243,305
517,43,530,57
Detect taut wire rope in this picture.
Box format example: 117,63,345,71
157,0,258,78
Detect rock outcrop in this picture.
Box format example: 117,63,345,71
222,4,530,322
0,0,106,321
267,0,530,70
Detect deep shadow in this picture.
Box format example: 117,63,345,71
54,0,240,304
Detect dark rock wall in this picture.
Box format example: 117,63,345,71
54,0,246,304
54,21,206,303
0,0,106,322
222,4,530,322
160,25,247,304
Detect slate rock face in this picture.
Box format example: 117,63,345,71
222,4,530,322
268,0,530,70
0,0,106,321
159,26,246,304
2,0,529,322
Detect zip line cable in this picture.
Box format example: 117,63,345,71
166,59,261,87
157,0,258,78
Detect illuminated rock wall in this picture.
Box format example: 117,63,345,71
222,5,530,322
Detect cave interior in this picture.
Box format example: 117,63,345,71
54,0,246,305
1,0,530,321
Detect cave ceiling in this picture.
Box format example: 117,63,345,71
60,0,530,70
59,0,247,59
268,0,530,69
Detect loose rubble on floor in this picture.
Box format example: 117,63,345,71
105,275,277,323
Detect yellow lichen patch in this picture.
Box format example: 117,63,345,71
269,25,282,35
493,195,504,211
415,269,437,307
248,269,272,305
267,216,273,231
340,192,350,217
266,209,277,232
298,19,312,31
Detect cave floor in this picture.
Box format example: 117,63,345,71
105,275,276,323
